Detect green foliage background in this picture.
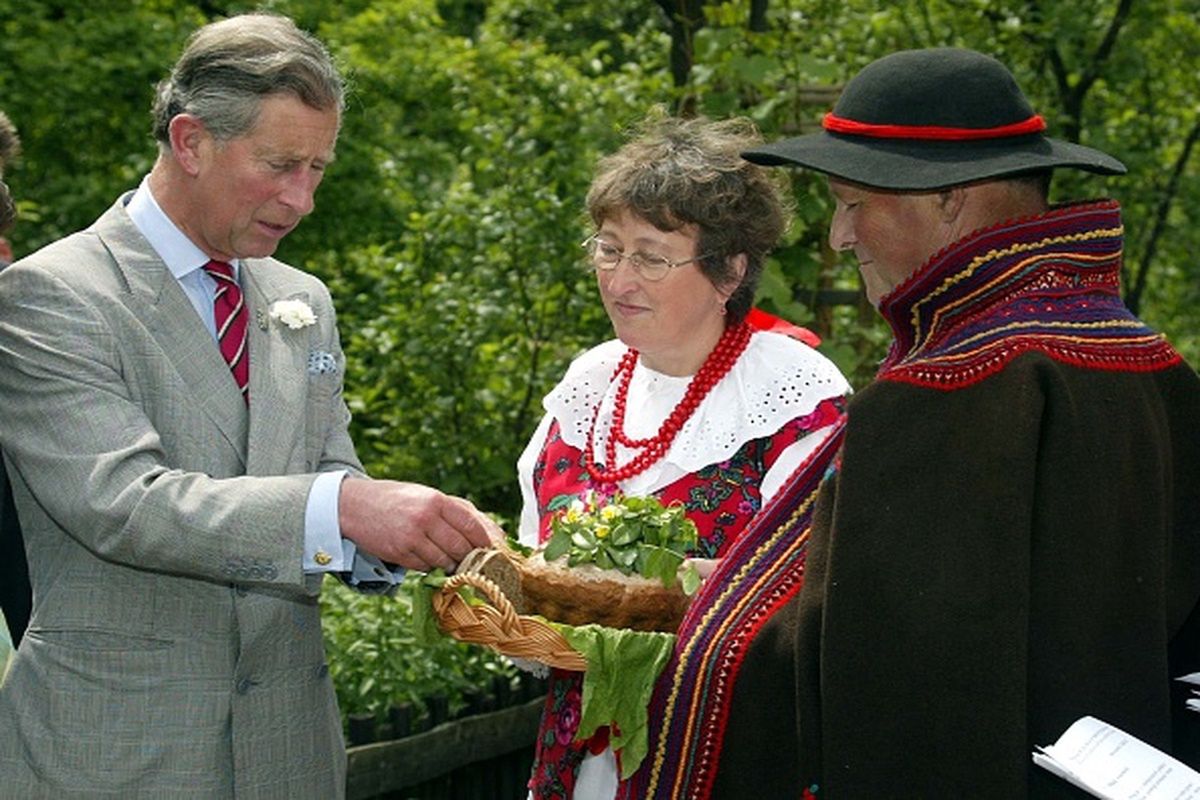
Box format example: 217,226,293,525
2,0,1197,722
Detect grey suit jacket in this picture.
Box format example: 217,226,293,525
0,195,364,798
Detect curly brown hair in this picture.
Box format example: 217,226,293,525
585,113,792,322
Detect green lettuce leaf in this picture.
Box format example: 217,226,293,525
555,623,676,779
411,570,450,645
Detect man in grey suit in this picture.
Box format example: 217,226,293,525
0,13,497,798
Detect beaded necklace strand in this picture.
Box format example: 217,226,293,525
583,321,753,485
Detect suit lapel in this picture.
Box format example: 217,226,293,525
241,262,307,477
94,200,249,466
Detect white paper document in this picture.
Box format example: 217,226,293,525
1033,716,1200,799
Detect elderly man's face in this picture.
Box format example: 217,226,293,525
183,94,338,262
827,178,958,309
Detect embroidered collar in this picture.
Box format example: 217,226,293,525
875,200,1179,389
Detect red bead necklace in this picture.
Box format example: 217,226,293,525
583,321,753,485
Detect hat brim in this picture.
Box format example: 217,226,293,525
742,131,1126,190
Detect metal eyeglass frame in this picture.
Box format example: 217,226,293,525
580,234,708,282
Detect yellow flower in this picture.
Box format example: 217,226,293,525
599,505,621,522
564,499,586,523
595,525,610,539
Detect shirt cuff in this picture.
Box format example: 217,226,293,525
343,546,405,591
302,471,405,589
303,470,348,572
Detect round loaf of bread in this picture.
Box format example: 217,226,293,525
517,551,690,633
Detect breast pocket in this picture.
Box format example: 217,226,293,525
303,372,341,470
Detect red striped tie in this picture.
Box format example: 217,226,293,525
203,260,249,402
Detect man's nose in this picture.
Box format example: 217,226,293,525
280,172,319,216
828,209,855,252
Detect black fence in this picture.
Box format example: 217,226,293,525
346,674,548,800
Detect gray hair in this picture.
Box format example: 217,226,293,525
152,13,344,147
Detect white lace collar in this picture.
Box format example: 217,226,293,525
542,330,851,495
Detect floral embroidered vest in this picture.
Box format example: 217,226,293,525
526,399,841,799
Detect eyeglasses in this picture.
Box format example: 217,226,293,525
581,234,707,282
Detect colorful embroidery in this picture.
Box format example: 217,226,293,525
529,672,588,800
527,398,844,799
621,418,846,799
877,201,1180,389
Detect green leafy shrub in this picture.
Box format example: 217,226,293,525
319,574,517,727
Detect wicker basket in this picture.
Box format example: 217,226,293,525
431,568,587,672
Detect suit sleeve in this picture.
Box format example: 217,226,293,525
0,263,330,591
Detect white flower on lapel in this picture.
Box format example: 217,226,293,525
268,299,317,330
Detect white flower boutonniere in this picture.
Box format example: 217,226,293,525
269,299,317,330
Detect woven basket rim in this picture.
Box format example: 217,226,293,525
432,571,587,671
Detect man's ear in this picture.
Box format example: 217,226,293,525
168,114,210,177
937,186,968,223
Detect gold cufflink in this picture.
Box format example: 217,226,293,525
314,550,333,566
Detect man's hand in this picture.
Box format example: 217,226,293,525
338,478,502,571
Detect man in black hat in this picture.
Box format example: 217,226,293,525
738,48,1200,797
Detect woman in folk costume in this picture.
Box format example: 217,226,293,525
516,114,851,800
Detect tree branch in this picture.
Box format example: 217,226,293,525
1126,115,1200,315
1074,0,1134,101
1042,0,1133,142
654,0,707,92
749,0,769,33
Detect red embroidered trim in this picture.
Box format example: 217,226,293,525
823,112,1046,141
687,571,806,797
883,336,1182,391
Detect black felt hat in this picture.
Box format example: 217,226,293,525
742,48,1126,190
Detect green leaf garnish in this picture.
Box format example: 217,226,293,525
543,528,571,561
544,492,699,587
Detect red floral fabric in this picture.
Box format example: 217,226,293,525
526,398,843,799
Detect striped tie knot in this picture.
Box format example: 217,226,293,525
203,259,249,402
